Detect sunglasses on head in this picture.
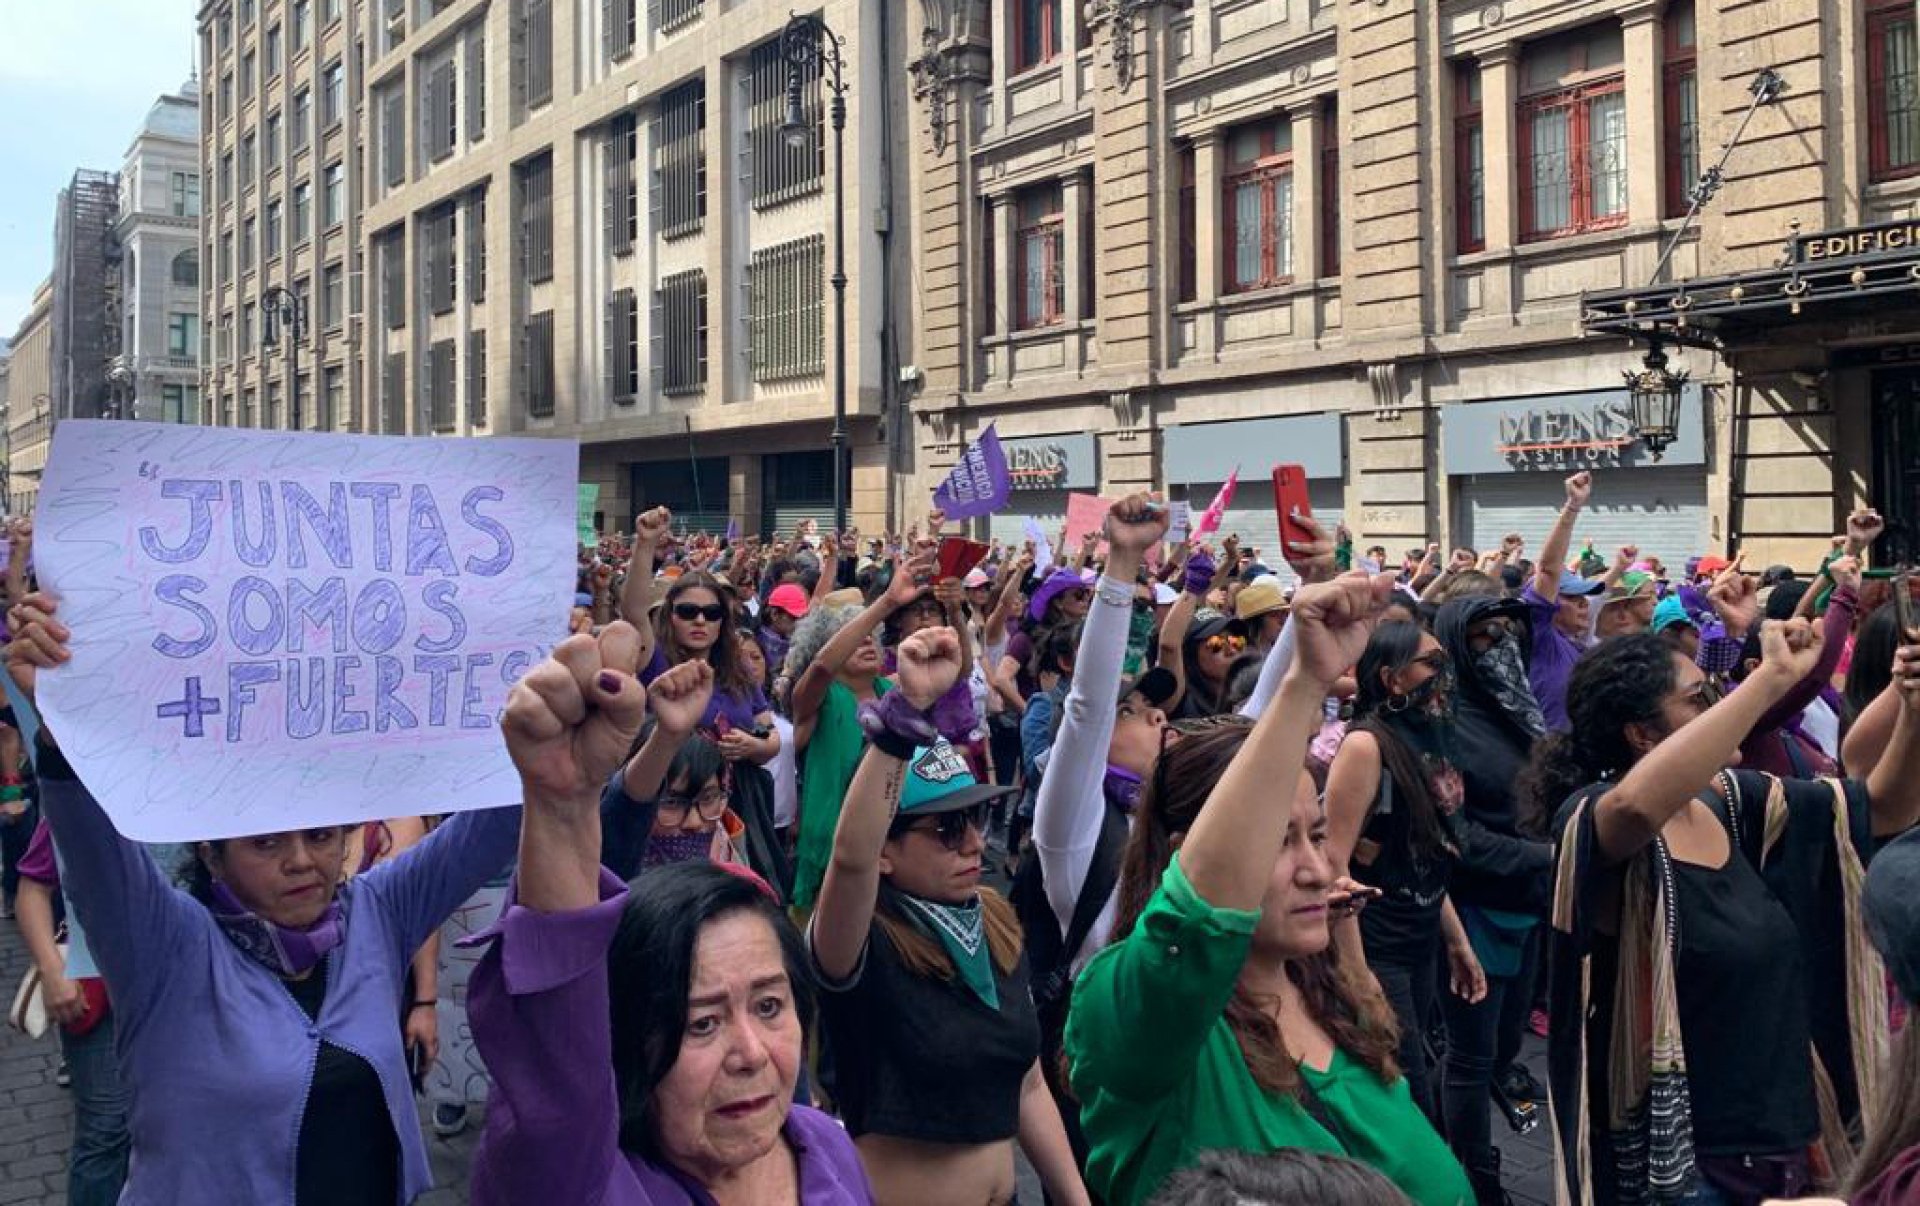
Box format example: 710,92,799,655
893,801,991,851
673,602,728,622
1204,633,1246,655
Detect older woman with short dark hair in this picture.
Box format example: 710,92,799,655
470,653,871,1205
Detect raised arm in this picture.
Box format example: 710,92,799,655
1532,471,1591,600
1180,574,1391,912
810,627,963,982
1237,513,1333,720
1033,495,1167,932
619,507,672,666
984,552,1033,646
1592,619,1823,862
1863,642,1920,837
7,592,205,1017
502,624,652,913
1748,562,1857,739
789,548,935,729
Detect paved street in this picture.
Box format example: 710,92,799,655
0,903,1553,1205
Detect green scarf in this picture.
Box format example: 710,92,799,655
895,890,999,1010
793,678,890,910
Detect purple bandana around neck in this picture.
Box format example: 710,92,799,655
642,830,715,869
207,881,345,978
1104,764,1143,814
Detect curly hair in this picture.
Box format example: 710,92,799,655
1516,634,1680,832
1110,724,1402,1098
781,602,867,681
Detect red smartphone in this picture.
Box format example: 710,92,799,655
1272,464,1315,558
937,536,991,582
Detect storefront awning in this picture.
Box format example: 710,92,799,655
1582,218,1920,351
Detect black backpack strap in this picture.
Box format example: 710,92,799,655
1060,805,1128,970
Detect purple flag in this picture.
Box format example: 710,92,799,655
931,424,1012,521
725,517,740,544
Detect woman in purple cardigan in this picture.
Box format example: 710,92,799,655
471,640,872,1205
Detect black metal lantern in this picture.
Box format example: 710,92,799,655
1624,339,1688,461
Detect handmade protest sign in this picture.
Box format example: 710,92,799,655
33,421,578,841
1063,493,1115,555
577,483,600,547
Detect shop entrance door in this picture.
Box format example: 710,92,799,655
1872,368,1920,565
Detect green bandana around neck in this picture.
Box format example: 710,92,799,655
894,891,999,1010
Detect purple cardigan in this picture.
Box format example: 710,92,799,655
467,869,875,1206
42,769,522,1205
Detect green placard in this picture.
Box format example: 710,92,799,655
577,483,600,547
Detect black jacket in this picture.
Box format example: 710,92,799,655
1433,596,1554,914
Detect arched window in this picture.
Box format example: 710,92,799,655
172,249,200,287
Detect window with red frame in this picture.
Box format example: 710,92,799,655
1869,0,1920,181
1519,23,1627,241
1224,117,1295,292
1456,62,1486,252
1321,99,1341,276
1014,0,1059,73
1015,183,1064,328
1663,2,1698,216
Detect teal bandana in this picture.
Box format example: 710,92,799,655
895,891,999,1010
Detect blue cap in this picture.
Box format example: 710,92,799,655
897,738,1018,816
574,592,595,608
1556,571,1604,598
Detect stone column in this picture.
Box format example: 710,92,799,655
1290,100,1321,284
1622,4,1664,276
1062,169,1087,322
992,191,1016,341
1480,46,1518,252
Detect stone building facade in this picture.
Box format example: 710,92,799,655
198,0,369,437
200,0,915,538
903,0,1920,571
7,280,55,515
117,87,207,426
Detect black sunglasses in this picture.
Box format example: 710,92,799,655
893,801,991,851
672,602,727,622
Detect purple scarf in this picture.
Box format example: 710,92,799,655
642,831,715,869
208,882,345,978
1104,764,1143,813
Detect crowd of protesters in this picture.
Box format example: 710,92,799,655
1,471,1919,1206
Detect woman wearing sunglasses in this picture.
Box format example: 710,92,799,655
1064,575,1472,1206
643,571,787,895
1323,622,1485,1126
1172,614,1246,720
810,627,1090,1206
1526,625,1920,1206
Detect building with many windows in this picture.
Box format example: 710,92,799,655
116,85,207,425
905,0,1920,572
198,0,366,435
199,0,913,536
7,280,55,515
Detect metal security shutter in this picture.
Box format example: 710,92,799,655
1454,466,1707,571
1178,480,1345,585
631,457,729,536
989,492,1069,549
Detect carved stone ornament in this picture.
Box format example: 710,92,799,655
1482,4,1504,25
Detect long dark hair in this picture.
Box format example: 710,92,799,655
654,572,755,699
1110,723,1401,1097
1846,603,1903,721
1147,1148,1413,1206
1351,621,1453,862
1850,1014,1920,1195
1517,634,1681,832
607,862,815,1161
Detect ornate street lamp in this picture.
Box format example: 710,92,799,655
779,11,849,534
260,283,309,430
1624,340,1688,461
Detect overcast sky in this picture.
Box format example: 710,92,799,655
0,0,199,335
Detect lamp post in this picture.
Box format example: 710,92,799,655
260,284,309,431
779,11,848,534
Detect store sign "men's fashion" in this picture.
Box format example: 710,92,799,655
1000,433,1097,492
1795,218,1920,264
1496,399,1638,467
